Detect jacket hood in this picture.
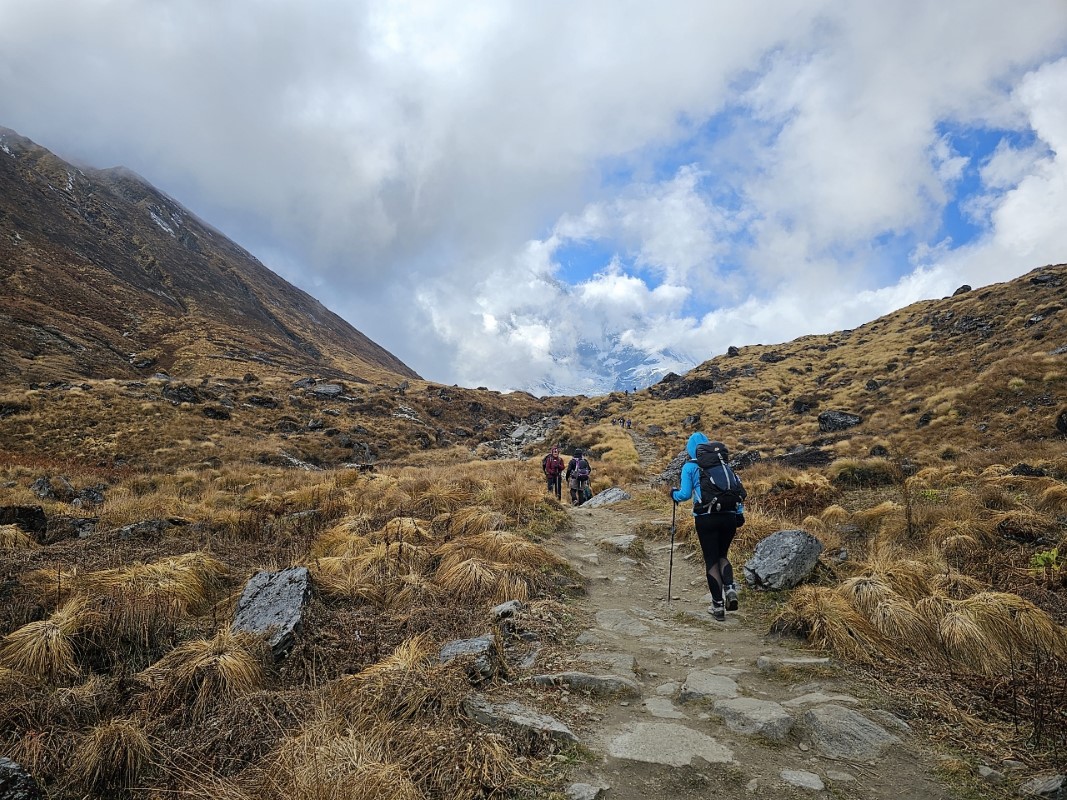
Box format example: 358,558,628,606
686,432,709,459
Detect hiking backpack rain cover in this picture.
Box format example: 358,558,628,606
692,442,747,514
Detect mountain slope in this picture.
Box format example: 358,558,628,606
0,127,417,385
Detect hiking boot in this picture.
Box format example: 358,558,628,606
709,602,725,621
724,586,739,612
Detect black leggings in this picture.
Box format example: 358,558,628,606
694,513,737,604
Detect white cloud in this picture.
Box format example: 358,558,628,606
0,1,1065,391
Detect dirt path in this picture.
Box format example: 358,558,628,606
548,502,960,799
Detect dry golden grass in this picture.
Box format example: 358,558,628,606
139,629,266,718
0,597,98,682
443,505,509,536
434,556,530,603
264,717,422,800
772,585,884,663
0,524,38,549
332,634,453,723
70,717,155,793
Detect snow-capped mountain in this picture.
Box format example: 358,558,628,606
518,336,698,396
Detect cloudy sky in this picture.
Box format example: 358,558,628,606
2,1,1066,393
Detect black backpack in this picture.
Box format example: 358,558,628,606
692,441,746,513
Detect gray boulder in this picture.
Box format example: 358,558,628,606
818,410,863,432
440,635,499,682
744,529,823,590
231,566,313,659
583,487,632,508
0,757,43,800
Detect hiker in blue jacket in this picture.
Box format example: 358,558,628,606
671,432,742,621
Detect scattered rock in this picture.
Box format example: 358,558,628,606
583,488,632,508
598,534,638,553
607,722,733,766
711,697,793,740
0,506,47,539
817,410,863,432
231,566,313,659
491,600,523,620
780,769,824,791
566,782,608,800
309,383,344,397
440,635,499,683
246,395,280,408
679,670,739,702
462,693,577,744
0,756,43,799
977,766,1005,784
30,476,74,502
1055,409,1067,436
783,691,857,707
641,697,686,719
162,384,201,404
800,704,900,760
952,284,972,296
743,530,823,590
533,672,641,698
1017,774,1065,797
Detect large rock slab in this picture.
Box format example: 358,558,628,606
533,672,641,698
801,704,900,760
679,669,739,702
607,722,733,766
711,697,793,741
461,693,576,744
744,529,823,590
231,566,312,659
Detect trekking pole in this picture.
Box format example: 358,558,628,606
667,496,677,606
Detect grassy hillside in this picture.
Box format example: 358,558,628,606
0,265,1064,797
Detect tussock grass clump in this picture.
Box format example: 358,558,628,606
332,635,454,723
828,458,898,487
0,597,98,682
435,557,530,603
444,506,509,536
70,717,155,794
772,586,884,663
0,524,38,549
265,718,422,800
139,629,266,718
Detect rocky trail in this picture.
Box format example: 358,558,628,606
540,441,962,799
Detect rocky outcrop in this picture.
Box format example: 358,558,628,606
817,410,863,432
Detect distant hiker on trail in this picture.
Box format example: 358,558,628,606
566,449,592,506
670,432,747,621
625,418,632,429
541,446,565,501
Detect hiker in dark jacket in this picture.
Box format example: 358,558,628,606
565,450,592,506
542,446,565,500
671,432,742,621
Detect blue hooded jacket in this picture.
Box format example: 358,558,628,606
671,432,708,514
